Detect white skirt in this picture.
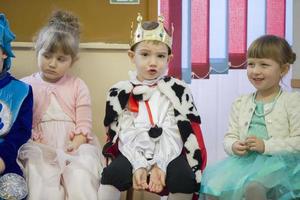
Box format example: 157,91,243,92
18,119,103,200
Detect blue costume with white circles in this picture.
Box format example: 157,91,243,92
0,13,33,200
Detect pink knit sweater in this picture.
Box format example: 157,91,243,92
22,72,93,140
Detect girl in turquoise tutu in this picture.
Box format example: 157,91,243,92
200,35,300,200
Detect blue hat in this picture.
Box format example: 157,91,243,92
0,13,15,71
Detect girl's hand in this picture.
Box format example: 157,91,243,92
33,138,43,143
232,141,248,156
133,168,148,190
149,164,165,193
66,134,87,152
32,130,44,143
245,136,265,153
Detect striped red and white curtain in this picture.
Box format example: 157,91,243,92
160,0,182,79
160,0,288,82
160,0,292,164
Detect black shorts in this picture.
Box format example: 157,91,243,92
101,153,197,193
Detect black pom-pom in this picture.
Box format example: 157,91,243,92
133,94,143,101
148,125,163,138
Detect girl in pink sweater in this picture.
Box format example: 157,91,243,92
18,10,102,200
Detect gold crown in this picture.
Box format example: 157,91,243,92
130,13,173,49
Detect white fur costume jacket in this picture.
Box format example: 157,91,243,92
102,76,207,189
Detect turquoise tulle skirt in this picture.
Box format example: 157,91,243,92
199,152,300,200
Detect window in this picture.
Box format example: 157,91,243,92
160,0,292,83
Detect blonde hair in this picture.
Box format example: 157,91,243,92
247,35,296,65
35,10,80,59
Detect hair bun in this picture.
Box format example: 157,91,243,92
48,10,80,35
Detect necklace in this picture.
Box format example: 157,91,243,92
253,89,282,117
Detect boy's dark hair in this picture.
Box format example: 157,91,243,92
130,14,173,55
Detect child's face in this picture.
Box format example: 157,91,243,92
247,58,289,95
128,41,172,82
37,48,73,83
0,48,7,73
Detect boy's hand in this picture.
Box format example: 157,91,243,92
232,140,248,156
66,134,87,152
245,136,265,153
0,158,5,174
149,164,165,193
133,168,148,190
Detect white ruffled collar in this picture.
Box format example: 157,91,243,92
128,70,165,86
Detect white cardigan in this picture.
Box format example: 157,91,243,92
224,91,300,155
